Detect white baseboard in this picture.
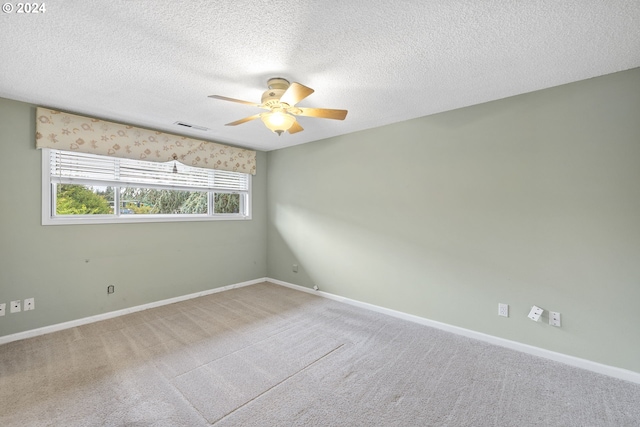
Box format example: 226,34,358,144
267,278,640,385
0,277,267,346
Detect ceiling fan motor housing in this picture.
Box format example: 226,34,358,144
261,78,290,107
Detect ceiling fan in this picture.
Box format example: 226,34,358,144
209,78,348,136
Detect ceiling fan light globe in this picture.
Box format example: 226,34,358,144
261,111,296,135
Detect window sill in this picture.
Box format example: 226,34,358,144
42,214,251,226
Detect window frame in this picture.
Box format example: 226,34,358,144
41,149,252,225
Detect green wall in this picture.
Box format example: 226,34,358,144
0,98,268,336
266,68,640,373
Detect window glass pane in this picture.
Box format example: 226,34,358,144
55,184,113,215
120,188,208,215
214,193,240,214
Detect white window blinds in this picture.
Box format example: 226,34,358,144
50,149,249,192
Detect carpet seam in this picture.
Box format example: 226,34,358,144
169,321,318,381
210,343,346,425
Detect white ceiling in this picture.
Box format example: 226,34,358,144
1,1,639,152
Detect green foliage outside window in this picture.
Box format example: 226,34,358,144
56,184,111,215
120,188,207,214
55,185,241,216
215,193,240,214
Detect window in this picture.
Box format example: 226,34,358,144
42,149,251,225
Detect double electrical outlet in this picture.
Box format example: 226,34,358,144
0,298,35,316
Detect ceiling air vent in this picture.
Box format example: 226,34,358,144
173,121,209,131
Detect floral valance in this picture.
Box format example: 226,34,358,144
35,107,256,175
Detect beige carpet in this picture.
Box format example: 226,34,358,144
1,282,639,426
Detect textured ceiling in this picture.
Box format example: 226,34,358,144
1,1,639,152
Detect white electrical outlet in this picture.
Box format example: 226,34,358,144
528,305,544,322
292,264,298,273
24,298,35,311
0,303,6,316
550,311,561,327
498,303,509,317
10,300,21,313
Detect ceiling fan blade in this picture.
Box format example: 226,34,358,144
209,95,260,107
225,114,261,126
296,107,348,120
288,120,304,134
280,82,314,106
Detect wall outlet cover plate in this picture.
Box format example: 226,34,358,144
550,311,561,327
498,303,509,317
528,305,544,321
10,300,21,313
